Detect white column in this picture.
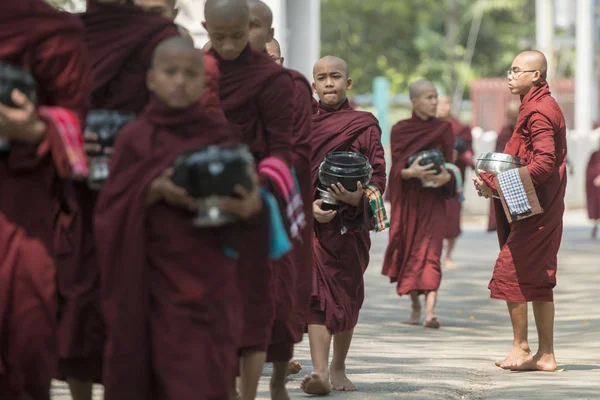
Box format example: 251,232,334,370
263,0,287,60
286,0,321,81
535,0,555,81
575,0,594,132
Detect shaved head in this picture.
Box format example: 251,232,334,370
313,56,349,79
203,0,250,61
267,38,281,57
204,0,250,23
152,36,202,68
516,50,548,80
248,0,273,28
409,80,436,100
509,50,548,96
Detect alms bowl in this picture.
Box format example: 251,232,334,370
0,62,36,107
407,149,445,174
475,152,524,177
318,151,372,192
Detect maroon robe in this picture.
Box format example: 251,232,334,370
267,70,314,361
95,97,240,400
382,113,456,295
444,116,473,239
57,3,180,382
211,44,294,351
586,150,600,220
481,82,567,302
308,100,387,334
488,124,515,231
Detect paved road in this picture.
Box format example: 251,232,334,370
52,210,600,399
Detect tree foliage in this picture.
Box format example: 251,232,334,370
321,0,539,95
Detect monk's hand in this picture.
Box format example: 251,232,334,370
427,166,452,188
594,175,600,188
0,89,46,144
402,156,438,180
147,168,197,211
472,172,493,199
219,182,263,220
313,199,337,224
328,181,364,207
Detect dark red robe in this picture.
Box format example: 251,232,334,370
308,100,387,334
0,1,89,398
211,44,294,351
267,70,314,361
488,124,515,231
382,113,456,296
57,3,180,382
586,150,600,220
95,97,240,400
445,116,473,239
481,82,567,302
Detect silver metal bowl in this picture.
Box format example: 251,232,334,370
475,152,525,177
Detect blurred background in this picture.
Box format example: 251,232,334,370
48,0,600,215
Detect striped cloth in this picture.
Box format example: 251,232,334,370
258,157,306,240
444,162,464,202
38,106,88,179
364,184,389,232
497,168,532,218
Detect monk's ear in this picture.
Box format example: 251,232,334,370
346,77,353,91
532,70,542,85
280,56,285,66
267,28,275,44
312,81,317,94
202,21,208,32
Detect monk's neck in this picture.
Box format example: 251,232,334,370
414,110,432,121
321,99,347,111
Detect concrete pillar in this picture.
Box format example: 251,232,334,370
263,0,287,60
286,0,321,81
575,0,595,132
535,0,555,81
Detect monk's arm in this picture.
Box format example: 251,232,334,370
363,126,387,194
258,71,294,164
527,113,557,186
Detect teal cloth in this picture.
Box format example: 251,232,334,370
260,187,292,260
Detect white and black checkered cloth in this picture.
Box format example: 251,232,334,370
497,168,532,218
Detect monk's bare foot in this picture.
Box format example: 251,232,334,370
495,347,533,370
330,368,356,391
444,257,458,270
287,359,302,376
270,384,290,400
423,317,441,329
403,303,421,325
517,352,558,372
592,225,598,239
300,372,332,395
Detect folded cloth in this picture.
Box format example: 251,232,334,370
364,184,390,232
444,162,464,202
258,157,305,240
38,106,88,179
260,187,293,260
495,166,544,223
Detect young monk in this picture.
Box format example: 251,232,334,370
586,148,600,238
488,100,520,232
437,95,473,270
473,50,566,371
266,37,285,65
382,80,456,329
95,36,260,400
0,1,90,398
203,1,296,399
302,55,387,395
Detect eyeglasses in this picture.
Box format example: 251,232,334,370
507,69,537,79
270,55,282,61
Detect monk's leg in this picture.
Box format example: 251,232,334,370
497,301,532,370
239,350,266,400
530,301,557,371
270,362,290,400
300,324,332,395
66,378,93,400
592,220,598,238
330,329,356,391
444,238,458,270
404,291,421,325
423,291,440,328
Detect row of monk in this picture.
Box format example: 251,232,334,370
0,0,570,399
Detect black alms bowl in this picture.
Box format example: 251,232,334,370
0,62,37,107
172,145,255,199
407,149,445,174
318,151,373,192
85,110,135,156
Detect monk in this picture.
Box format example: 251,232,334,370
473,50,566,372
203,1,295,399
0,1,90,398
133,0,196,43
586,148,600,238
488,100,520,232
266,37,285,65
95,37,260,400
382,80,456,329
437,95,473,269
301,56,387,395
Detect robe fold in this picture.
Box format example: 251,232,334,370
445,117,473,239
0,2,89,397
481,82,567,302
95,97,240,400
211,45,295,351
267,70,313,362
382,113,456,296
308,100,386,334
488,124,515,232
58,4,180,382
586,150,600,221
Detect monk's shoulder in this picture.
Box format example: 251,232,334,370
391,118,412,134
286,69,311,95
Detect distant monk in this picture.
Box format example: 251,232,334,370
473,50,566,372
488,100,519,232
95,37,260,400
301,55,387,395
133,0,196,44
248,2,314,397
0,1,90,398
437,95,473,269
203,1,296,399
586,148,600,238
382,80,456,329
